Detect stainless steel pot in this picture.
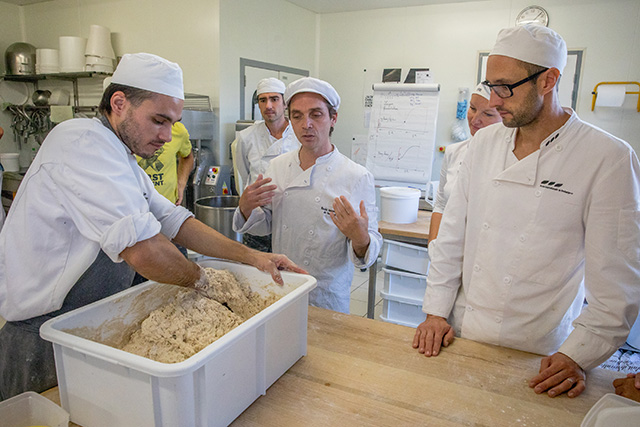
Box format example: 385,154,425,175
195,196,243,242
5,42,37,75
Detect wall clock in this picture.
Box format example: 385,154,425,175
516,5,549,27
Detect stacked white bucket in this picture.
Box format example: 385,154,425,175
379,186,430,328
59,36,86,73
35,48,59,74
84,24,115,73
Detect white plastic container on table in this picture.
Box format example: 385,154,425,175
40,259,316,427
0,391,69,427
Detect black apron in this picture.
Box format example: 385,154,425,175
0,250,134,401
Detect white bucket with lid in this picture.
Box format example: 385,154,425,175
379,186,421,224
0,153,20,172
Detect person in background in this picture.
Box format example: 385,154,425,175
412,25,640,399
613,373,640,402
231,78,300,252
0,53,304,401
428,83,502,242
137,121,194,206
233,77,382,313
132,121,194,285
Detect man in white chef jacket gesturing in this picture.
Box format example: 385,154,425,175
231,77,300,252
233,77,382,313
413,25,640,398
0,53,304,401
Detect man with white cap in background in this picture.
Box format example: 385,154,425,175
0,53,304,400
413,25,640,398
231,77,300,252
428,83,502,242
233,77,382,313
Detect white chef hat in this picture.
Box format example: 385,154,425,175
110,53,184,100
472,82,491,101
256,78,286,95
284,77,341,110
489,25,567,74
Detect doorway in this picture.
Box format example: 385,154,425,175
239,58,309,120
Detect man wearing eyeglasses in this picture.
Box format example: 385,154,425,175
413,25,640,398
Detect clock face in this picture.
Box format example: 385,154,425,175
516,6,549,27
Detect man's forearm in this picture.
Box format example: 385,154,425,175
173,217,257,266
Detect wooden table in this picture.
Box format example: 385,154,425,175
367,210,431,318
43,306,619,426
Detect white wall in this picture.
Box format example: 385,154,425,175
218,0,316,165
317,0,640,180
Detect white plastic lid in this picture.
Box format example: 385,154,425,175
379,186,421,199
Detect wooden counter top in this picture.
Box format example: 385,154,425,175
43,306,619,426
378,209,430,241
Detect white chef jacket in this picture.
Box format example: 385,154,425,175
0,118,193,321
433,139,469,214
233,146,382,313
423,109,640,370
231,120,300,193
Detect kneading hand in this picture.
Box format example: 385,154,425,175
412,314,455,357
251,252,308,285
529,352,586,398
239,174,277,220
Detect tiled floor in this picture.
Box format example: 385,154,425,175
348,263,385,319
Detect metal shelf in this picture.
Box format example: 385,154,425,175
1,71,111,107
1,71,111,82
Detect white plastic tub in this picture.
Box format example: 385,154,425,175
40,259,316,427
380,186,420,224
382,239,430,275
379,291,426,328
383,267,427,300
0,391,69,427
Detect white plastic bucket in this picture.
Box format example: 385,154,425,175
0,153,20,172
379,186,420,224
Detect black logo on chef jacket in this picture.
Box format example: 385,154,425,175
539,180,574,195
321,206,335,216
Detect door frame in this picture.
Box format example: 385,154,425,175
239,58,309,119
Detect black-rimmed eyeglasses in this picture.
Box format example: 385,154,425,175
481,68,548,99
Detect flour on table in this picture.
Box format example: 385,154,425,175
121,268,280,363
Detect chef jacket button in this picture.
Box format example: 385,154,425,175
473,264,480,272
283,225,288,230
304,260,310,266
535,190,542,197
309,230,314,235
482,223,489,230
503,276,512,284
284,191,289,196
555,144,563,152
327,166,332,171
315,196,320,202
495,317,502,323
466,306,473,312
304,180,308,184
519,235,526,242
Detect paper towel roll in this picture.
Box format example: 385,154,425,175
595,85,626,107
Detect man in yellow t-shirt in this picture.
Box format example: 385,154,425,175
137,121,194,205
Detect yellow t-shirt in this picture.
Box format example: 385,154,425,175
136,122,192,203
